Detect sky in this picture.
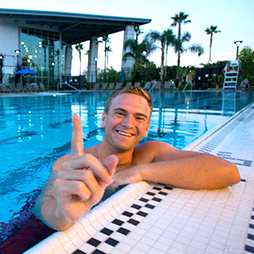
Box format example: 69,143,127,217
1,0,254,75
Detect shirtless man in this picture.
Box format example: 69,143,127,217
35,86,240,230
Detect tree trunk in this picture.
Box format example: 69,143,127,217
164,46,168,82
79,51,81,76
160,48,165,84
104,43,107,83
177,23,181,78
209,33,213,62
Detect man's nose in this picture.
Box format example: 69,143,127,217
121,114,135,127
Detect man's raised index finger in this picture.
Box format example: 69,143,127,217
71,114,84,157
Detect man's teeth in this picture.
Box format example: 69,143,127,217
117,131,132,137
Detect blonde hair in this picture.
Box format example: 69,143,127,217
105,86,153,120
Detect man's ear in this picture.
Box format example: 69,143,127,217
143,120,151,138
101,112,106,127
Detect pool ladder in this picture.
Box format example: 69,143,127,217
222,60,241,90
143,81,161,93
61,82,81,93
183,80,193,91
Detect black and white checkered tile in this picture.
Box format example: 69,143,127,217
72,185,173,254
245,204,254,253
216,151,252,182
216,151,252,167
197,119,238,155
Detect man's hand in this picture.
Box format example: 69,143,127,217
53,114,118,225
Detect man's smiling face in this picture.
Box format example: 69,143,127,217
101,93,151,152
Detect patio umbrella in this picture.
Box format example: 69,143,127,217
121,70,124,82
15,68,39,75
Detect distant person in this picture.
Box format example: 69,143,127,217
35,86,240,230
240,78,249,89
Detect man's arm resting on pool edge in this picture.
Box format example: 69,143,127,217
113,141,241,190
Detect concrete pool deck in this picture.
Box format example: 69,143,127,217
24,102,254,254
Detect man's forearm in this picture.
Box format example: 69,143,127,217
138,154,240,189
34,196,75,231
33,168,71,230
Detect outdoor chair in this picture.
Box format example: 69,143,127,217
108,83,115,90
154,82,161,89
39,83,46,92
26,83,33,92
93,83,101,90
17,82,26,92
164,81,174,89
102,83,108,90
115,83,122,90
0,84,11,93
31,83,39,91
143,82,152,90
164,81,170,89
9,83,20,92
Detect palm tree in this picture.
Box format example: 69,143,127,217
123,26,156,81
164,29,177,81
147,29,176,83
173,31,204,85
134,26,143,44
147,31,166,83
99,35,112,82
105,45,112,80
123,39,148,81
75,43,84,76
171,11,191,68
205,25,221,62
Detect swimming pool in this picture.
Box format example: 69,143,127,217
0,90,254,233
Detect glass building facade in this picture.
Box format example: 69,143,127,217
20,28,66,88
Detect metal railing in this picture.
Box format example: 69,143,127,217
183,80,193,91
60,81,81,93
149,81,161,93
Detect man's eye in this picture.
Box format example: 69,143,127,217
115,112,124,116
136,116,146,121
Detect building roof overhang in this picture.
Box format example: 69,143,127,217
0,8,151,44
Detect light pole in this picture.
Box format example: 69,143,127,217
14,49,21,68
14,49,21,85
0,54,3,83
94,57,98,84
142,51,146,84
234,41,243,60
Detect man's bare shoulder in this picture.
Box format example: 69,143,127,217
135,140,177,151
133,140,177,164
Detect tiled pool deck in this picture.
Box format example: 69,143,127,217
24,102,254,254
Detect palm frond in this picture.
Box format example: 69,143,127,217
181,31,191,43
188,43,204,56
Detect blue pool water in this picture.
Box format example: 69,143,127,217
0,90,254,228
